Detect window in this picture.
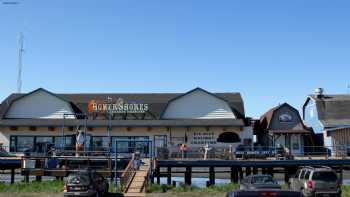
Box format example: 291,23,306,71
295,170,300,178
36,136,53,143
111,136,149,154
304,171,310,180
17,136,35,152
299,170,306,179
217,132,241,143
312,171,338,182
92,136,110,151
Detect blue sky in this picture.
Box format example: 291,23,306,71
1,0,350,118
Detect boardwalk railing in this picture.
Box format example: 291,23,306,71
159,145,350,160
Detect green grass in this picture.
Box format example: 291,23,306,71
0,180,64,193
148,183,350,196
147,183,239,194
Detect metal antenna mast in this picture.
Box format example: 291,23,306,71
17,32,24,93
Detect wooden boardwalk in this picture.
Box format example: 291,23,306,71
124,158,150,197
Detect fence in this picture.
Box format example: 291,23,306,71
156,145,350,160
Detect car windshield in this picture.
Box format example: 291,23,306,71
312,171,338,182
67,173,90,185
251,176,275,184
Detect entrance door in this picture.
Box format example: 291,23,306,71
154,135,167,157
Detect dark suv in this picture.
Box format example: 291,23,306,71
64,170,109,197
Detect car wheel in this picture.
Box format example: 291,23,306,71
301,189,310,197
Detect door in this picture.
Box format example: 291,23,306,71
154,135,167,157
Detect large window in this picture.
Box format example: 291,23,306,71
111,136,149,154
16,136,34,152
92,136,110,151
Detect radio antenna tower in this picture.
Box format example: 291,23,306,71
17,32,24,93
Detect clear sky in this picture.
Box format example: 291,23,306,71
1,0,350,118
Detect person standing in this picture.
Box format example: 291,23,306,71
76,128,85,156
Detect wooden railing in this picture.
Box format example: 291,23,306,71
120,154,135,192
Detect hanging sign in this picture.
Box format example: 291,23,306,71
88,98,149,113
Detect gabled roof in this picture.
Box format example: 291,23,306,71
160,87,244,119
303,94,350,128
0,88,77,119
256,103,312,134
0,87,246,121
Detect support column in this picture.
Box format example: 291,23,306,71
156,167,160,184
36,176,42,182
339,167,343,184
268,167,274,177
167,167,172,185
246,167,251,176
209,166,215,186
231,167,238,183
185,167,192,185
11,169,15,184
253,167,258,175
24,173,29,183
284,168,290,184
239,167,243,180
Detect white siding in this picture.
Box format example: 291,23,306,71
162,89,236,119
5,90,75,119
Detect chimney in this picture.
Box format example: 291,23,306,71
314,88,324,98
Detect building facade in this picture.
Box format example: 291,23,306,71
254,103,314,155
0,87,253,155
303,88,350,155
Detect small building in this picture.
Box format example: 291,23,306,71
254,103,314,155
303,88,350,155
0,87,253,156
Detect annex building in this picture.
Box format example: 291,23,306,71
0,87,253,155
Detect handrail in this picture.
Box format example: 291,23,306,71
120,154,136,192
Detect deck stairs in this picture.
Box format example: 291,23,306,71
124,158,150,197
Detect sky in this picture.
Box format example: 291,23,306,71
0,0,350,118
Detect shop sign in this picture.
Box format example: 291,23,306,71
191,132,217,145
88,98,149,113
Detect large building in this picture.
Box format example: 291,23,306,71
254,103,314,155
0,87,252,155
303,88,350,155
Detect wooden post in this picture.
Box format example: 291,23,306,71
340,167,343,184
253,167,258,174
231,167,238,183
239,167,243,180
167,167,172,185
284,168,290,184
36,176,42,182
24,173,29,183
156,167,160,184
185,167,192,185
246,167,251,176
268,167,274,177
10,169,15,184
209,166,215,186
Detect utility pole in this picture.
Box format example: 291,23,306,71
17,32,24,93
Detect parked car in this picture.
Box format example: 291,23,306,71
64,170,109,197
226,190,303,197
289,166,341,197
240,175,281,190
